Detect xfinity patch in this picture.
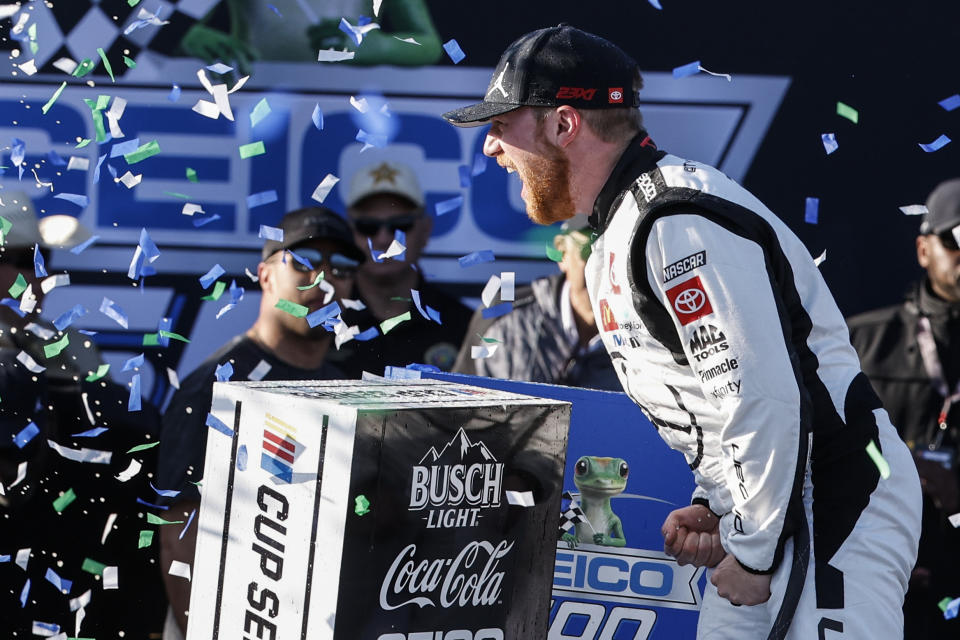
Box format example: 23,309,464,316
663,251,706,283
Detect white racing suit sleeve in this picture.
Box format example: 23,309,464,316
645,213,807,574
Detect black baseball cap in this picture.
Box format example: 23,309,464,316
443,24,641,128
261,207,365,263
921,178,960,235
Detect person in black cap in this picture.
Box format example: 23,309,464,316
444,25,920,639
157,206,362,637
848,178,960,639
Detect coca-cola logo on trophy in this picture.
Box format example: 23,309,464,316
409,428,504,529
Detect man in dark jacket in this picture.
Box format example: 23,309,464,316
453,222,620,390
848,177,960,639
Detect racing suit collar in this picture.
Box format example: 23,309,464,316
588,130,666,232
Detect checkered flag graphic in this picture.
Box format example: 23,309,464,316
559,491,595,533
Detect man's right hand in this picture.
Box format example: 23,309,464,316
661,504,725,567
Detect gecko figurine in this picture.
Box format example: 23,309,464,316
562,456,629,548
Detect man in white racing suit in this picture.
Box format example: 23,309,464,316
443,24,921,639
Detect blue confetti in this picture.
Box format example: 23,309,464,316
100,297,129,328
34,244,47,278
19,578,29,608
199,264,225,289
0,554,9,562
78,329,97,336
458,250,495,267
192,213,222,227
92,153,107,184
45,567,71,594
938,94,960,112
366,238,382,263
472,153,488,177
287,249,314,271
436,196,464,217
11,138,25,179
306,301,342,328
258,224,283,241
136,497,168,510
206,412,234,436
354,327,379,341
482,302,513,319
150,481,181,498
672,60,701,79
648,0,663,9
237,444,248,471
312,104,324,131
70,234,99,255
0,299,26,317
458,165,472,188
139,228,160,262
357,15,372,26
168,84,181,102
356,129,388,148
128,374,141,411
72,427,108,438
215,361,234,382
13,422,39,448
53,304,88,331
267,4,282,16
248,191,278,209
178,508,197,540
805,197,819,224
47,150,67,166
157,316,172,348
339,17,363,46
110,138,140,158
944,596,960,620
443,39,466,64
121,353,144,371
821,133,839,155
411,289,433,322
53,193,89,208
919,134,951,152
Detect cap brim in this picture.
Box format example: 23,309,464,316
442,101,522,127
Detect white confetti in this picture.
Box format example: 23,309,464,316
115,459,142,482
74,605,85,638
167,367,180,390
949,512,960,528
115,171,142,189
17,59,37,75
66,156,89,171
481,275,501,308
247,359,272,381
47,440,112,464
182,203,204,216
19,284,37,314
31,621,60,637
52,58,78,74
471,344,498,359
898,204,928,216
378,238,406,260
350,96,370,113
15,547,30,570
394,36,421,45
80,392,95,425
341,298,366,311
17,350,45,373
102,566,118,590
245,267,259,283
373,0,384,16
68,589,91,612
813,250,827,267
100,513,117,544
40,273,70,294
192,99,221,119
311,174,340,203
24,323,55,340
318,49,356,62
500,272,515,301
505,490,535,507
10,461,27,488
168,560,191,581
0,5,21,19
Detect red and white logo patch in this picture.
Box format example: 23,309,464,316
599,299,619,332
665,276,713,325
608,88,624,103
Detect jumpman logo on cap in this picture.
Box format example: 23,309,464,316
487,63,510,99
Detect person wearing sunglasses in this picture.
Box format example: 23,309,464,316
329,160,472,377
848,178,960,639
157,206,364,638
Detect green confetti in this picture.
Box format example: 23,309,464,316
239,141,266,159
545,243,563,262
75,139,92,149
296,272,325,290
127,441,160,454
159,329,190,343
186,167,198,183
939,597,953,612
41,81,67,115
8,273,27,298
128,0,141,5
53,488,77,513
389,296,412,302
146,513,184,525
866,440,890,479
250,98,271,128
138,530,154,548
142,333,159,346
0,215,11,240
85,363,110,382
96,47,115,82
122,55,136,68
123,140,161,164
276,299,309,317
478,334,501,344
81,557,106,575
163,191,191,200
836,101,859,124
202,280,227,301
354,494,370,516
83,96,110,143
43,333,70,359
380,311,411,335
72,59,95,78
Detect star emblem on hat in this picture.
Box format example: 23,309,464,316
369,162,399,185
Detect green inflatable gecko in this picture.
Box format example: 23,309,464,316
562,456,629,549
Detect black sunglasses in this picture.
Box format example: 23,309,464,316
930,225,960,252
352,214,420,237
275,248,360,278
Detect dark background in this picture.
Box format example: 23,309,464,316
427,0,960,316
